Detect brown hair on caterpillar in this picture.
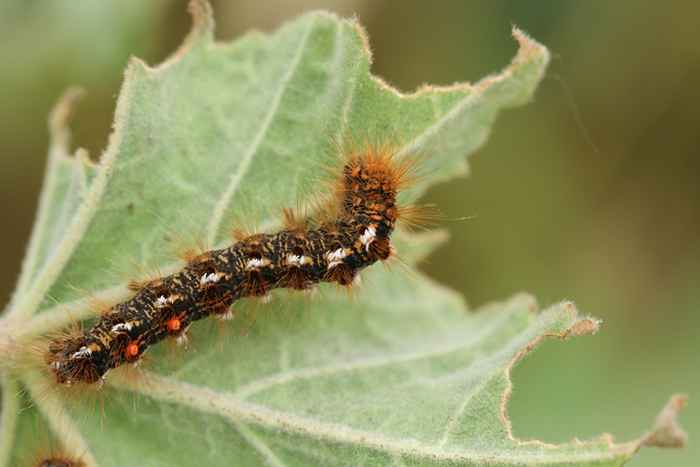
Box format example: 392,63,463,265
25,445,86,467
22,432,87,467
46,146,415,385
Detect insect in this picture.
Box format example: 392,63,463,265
36,458,85,467
45,146,415,385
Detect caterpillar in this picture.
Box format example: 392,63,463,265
36,457,84,467
45,147,413,385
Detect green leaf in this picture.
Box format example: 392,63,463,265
0,1,685,466
5,88,97,312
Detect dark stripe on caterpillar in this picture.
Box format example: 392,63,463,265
46,149,410,385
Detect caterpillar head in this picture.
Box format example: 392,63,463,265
45,336,103,385
38,458,85,467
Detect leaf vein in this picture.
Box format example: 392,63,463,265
234,422,288,467
234,308,516,400
112,371,632,465
205,18,317,246
0,375,19,467
22,372,100,467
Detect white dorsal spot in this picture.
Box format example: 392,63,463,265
325,248,348,269
359,226,377,251
71,346,92,359
200,272,222,285
286,254,306,267
155,294,179,307
110,322,133,333
245,257,270,271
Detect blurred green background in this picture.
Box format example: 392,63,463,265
0,1,696,465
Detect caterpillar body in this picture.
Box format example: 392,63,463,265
46,148,411,385
37,458,84,467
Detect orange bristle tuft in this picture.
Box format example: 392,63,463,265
281,207,308,231
177,247,202,263
127,279,145,292
230,228,250,242
396,203,444,231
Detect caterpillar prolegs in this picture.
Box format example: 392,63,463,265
46,148,414,385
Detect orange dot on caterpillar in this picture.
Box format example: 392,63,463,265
167,316,182,333
45,145,419,385
125,342,140,360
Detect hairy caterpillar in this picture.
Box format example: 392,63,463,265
36,457,84,467
45,147,414,385
22,435,86,467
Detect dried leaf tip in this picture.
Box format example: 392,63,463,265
642,394,688,449
188,0,215,36
511,25,549,65
48,87,84,149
